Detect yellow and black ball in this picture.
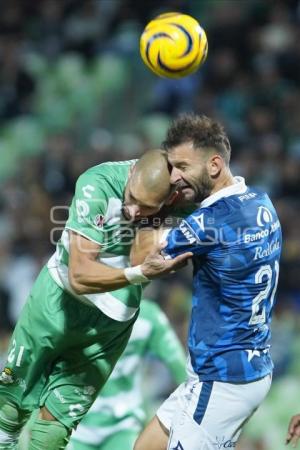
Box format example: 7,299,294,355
140,12,208,78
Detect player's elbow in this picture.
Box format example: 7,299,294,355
69,271,84,295
70,282,87,295
68,267,106,295
68,268,88,295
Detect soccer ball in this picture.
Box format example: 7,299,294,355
140,12,208,79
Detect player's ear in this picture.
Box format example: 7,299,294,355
208,154,223,177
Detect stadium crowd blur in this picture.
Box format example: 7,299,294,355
0,1,300,448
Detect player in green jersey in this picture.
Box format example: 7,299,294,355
0,150,191,450
67,299,186,450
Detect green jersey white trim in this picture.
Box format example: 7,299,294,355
47,257,138,321
47,160,142,321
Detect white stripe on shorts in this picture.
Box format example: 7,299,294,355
157,374,272,450
0,428,19,446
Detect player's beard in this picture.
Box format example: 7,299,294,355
178,167,213,203
194,167,214,202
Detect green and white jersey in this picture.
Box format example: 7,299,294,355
70,299,187,447
47,160,141,322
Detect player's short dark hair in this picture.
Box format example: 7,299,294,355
162,114,231,165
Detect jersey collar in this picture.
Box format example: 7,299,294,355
200,176,247,208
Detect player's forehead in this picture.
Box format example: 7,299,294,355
129,183,162,208
167,142,204,166
128,169,169,207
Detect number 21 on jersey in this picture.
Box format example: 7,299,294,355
249,260,279,325
7,339,25,367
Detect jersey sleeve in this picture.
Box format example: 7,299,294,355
146,302,186,385
161,208,218,259
65,172,109,245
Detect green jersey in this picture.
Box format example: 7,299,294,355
69,299,186,447
47,160,142,322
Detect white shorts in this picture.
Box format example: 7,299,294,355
157,374,272,450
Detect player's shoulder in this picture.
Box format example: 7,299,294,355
213,187,279,233
225,186,269,206
183,187,271,229
80,159,136,181
183,204,221,233
209,186,270,214
96,159,138,173
220,186,277,220
76,159,137,192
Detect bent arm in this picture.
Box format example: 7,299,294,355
68,231,130,295
130,207,193,266
130,228,165,266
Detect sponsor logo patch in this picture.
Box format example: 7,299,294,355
254,239,281,260
257,206,273,227
94,214,105,228
213,436,237,448
179,221,197,244
0,367,14,384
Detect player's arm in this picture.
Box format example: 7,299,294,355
69,229,191,295
66,173,133,294
147,303,186,384
140,209,216,278
130,207,189,266
68,231,131,294
130,228,165,266
67,173,191,294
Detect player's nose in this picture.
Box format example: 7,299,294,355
127,204,140,220
170,167,182,185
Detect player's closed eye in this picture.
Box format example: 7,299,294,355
176,164,187,171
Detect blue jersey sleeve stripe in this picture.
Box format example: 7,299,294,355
193,381,214,425
183,219,200,240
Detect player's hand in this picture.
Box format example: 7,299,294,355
286,414,300,447
141,245,192,279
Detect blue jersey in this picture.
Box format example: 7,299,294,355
163,177,282,383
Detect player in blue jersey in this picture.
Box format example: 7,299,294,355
134,114,282,450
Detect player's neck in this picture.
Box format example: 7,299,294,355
210,170,235,196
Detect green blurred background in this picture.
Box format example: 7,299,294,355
0,1,300,449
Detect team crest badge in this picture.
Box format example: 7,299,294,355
0,367,14,384
94,214,105,228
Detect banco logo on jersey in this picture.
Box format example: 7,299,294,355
244,206,280,244
213,436,237,448
257,206,273,227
